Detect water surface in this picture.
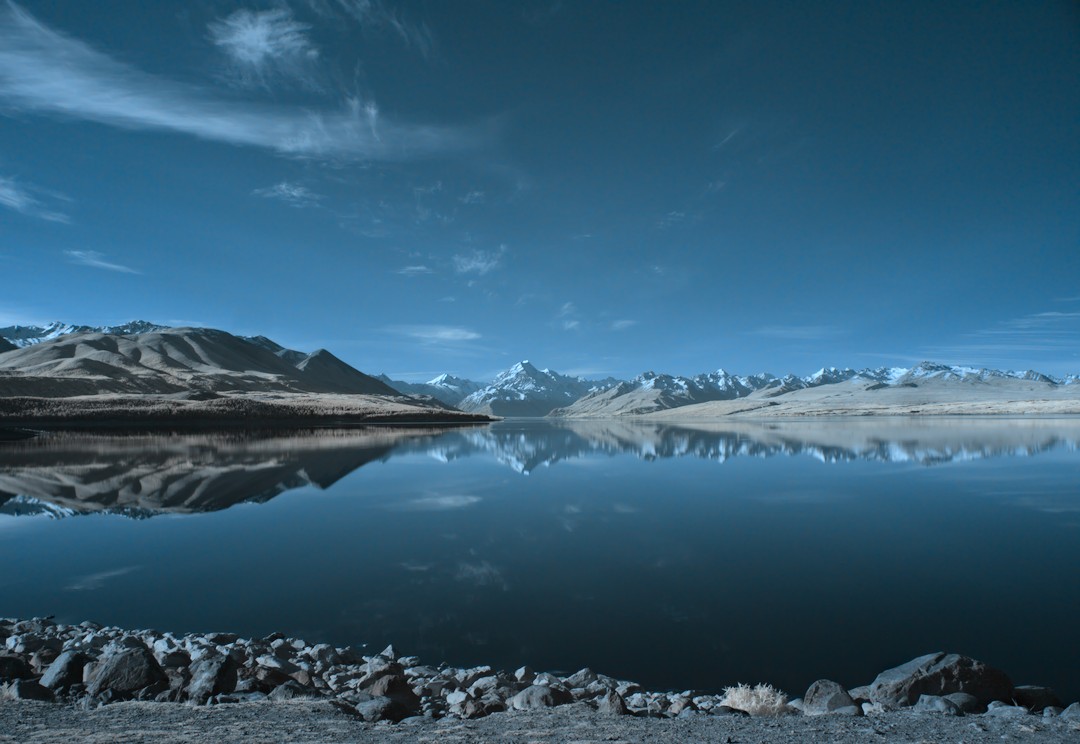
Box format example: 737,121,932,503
1,418,1078,701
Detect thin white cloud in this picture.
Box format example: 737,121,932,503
453,248,502,275
611,319,637,331
65,250,140,274
562,319,581,331
389,325,481,342
0,3,479,161
916,311,1080,368
309,0,436,60
209,9,319,89
752,325,844,341
66,565,139,591
0,174,69,222
395,265,433,276
253,181,323,207
460,190,485,204
656,210,685,229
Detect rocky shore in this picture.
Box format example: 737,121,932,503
2,617,1079,742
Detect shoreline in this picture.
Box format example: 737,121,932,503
2,617,1077,736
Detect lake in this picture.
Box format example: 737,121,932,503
1,417,1078,702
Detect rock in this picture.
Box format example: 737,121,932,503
913,694,963,716
3,679,54,701
353,695,405,723
787,698,804,713
829,705,862,716
40,650,91,690
533,672,561,687
377,644,397,661
985,701,1028,717
596,690,628,715
186,655,239,704
564,667,598,688
267,680,320,701
803,680,857,715
86,644,167,698
0,654,32,681
1043,706,1063,718
711,705,750,717
445,690,470,706
862,702,886,715
944,692,984,713
1059,702,1080,720
867,653,1013,707
847,685,871,701
365,673,420,714
1012,685,1063,712
510,684,573,710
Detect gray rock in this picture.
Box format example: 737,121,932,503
847,685,871,701
0,654,32,681
1059,702,1080,720
267,680,320,701
595,690,628,715
564,667,598,688
1012,685,1063,712
186,655,239,704
803,680,857,715
86,644,167,697
985,702,1028,717
4,679,54,701
944,692,984,714
40,650,91,690
1043,706,1063,718
510,684,573,710
913,694,963,716
867,652,1013,707
711,705,750,717
829,705,863,716
352,695,403,722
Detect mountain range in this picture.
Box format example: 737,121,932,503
2,321,1078,418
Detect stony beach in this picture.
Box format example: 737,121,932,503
2,617,1078,742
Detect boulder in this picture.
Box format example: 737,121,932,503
985,701,1028,717
0,654,33,681
1060,702,1080,720
40,650,91,690
510,684,573,710
564,668,598,688
267,680,320,701
867,653,1013,707
803,680,857,715
596,690,628,715
913,694,963,716
186,655,239,704
1011,685,1063,712
86,644,167,698
3,679,54,702
943,692,984,714
1043,706,1063,718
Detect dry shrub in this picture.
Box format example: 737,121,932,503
720,682,790,716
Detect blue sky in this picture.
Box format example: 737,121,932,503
1,1,1078,381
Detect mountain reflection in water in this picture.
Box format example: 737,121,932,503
1,417,1079,517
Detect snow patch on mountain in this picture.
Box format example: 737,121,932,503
0,320,169,348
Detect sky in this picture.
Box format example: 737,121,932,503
1,1,1078,382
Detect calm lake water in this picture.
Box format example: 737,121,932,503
1,418,1078,701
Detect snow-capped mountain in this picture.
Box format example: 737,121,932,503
0,320,168,348
377,373,483,407
552,369,755,417
894,362,1064,385
458,361,618,416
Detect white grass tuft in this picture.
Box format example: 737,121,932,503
720,682,791,716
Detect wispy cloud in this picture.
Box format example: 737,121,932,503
66,565,138,591
0,174,69,222
253,181,323,207
0,3,479,161
751,325,844,341
209,9,319,89
611,319,637,331
64,250,140,274
559,301,580,331
395,265,433,276
656,210,686,229
308,0,436,60
453,247,502,275
915,311,1080,369
460,190,485,204
389,325,481,343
